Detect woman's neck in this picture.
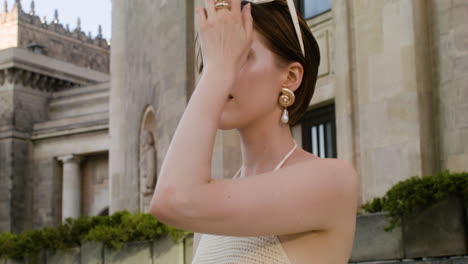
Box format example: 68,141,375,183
237,116,296,177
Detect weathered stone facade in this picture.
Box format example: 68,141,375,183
0,0,467,249
430,0,468,172
0,1,110,73
0,1,110,233
109,0,195,213
106,0,468,223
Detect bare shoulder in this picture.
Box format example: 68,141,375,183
329,158,359,186
288,148,358,190
296,152,360,207
297,149,358,182
318,157,361,209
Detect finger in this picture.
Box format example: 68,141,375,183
204,0,216,22
232,0,242,18
196,7,207,31
242,3,253,38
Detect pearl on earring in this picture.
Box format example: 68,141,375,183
281,108,289,124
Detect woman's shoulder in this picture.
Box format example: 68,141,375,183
292,150,358,188
295,148,355,170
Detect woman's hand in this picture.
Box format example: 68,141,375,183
196,0,253,73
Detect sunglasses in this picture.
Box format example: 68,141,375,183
243,0,305,57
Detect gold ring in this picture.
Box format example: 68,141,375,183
215,0,230,10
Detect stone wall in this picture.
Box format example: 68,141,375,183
0,78,50,233
0,86,14,126
30,130,109,229
18,25,110,74
0,3,110,74
0,4,18,49
81,152,109,216
430,0,468,172
0,138,12,232
109,0,194,212
1,235,191,264
347,0,437,202
28,82,110,229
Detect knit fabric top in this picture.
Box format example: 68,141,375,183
192,141,298,264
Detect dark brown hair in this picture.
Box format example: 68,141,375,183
195,0,321,126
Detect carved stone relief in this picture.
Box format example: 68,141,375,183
139,106,158,212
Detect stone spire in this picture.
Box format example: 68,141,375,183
53,8,58,23
3,0,7,13
13,0,22,11
98,25,103,38
66,24,70,32
88,31,92,39
29,0,35,15
76,17,81,31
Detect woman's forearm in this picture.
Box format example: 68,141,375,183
151,64,238,206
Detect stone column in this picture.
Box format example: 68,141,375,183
110,0,194,213
349,0,436,202
332,0,358,174
57,154,82,221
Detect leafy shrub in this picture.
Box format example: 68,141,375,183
359,170,468,231
0,210,192,260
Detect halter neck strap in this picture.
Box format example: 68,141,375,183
232,140,298,179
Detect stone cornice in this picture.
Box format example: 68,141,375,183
32,123,108,141
32,112,109,140
0,125,31,140
0,67,74,91
0,48,109,90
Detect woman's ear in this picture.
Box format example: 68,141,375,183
281,62,304,93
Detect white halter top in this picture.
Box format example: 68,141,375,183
192,141,298,264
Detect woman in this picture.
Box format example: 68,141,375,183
150,0,360,263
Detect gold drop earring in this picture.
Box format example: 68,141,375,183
278,88,295,124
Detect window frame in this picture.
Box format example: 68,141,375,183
300,104,337,159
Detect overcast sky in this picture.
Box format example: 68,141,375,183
4,0,112,40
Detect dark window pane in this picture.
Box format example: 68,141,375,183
325,121,333,158
300,104,337,159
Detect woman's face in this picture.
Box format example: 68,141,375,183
218,30,287,130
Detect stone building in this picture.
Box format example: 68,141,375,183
1,0,467,237
0,0,110,233
110,0,468,213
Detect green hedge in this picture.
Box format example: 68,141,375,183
358,169,468,231
0,210,193,260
